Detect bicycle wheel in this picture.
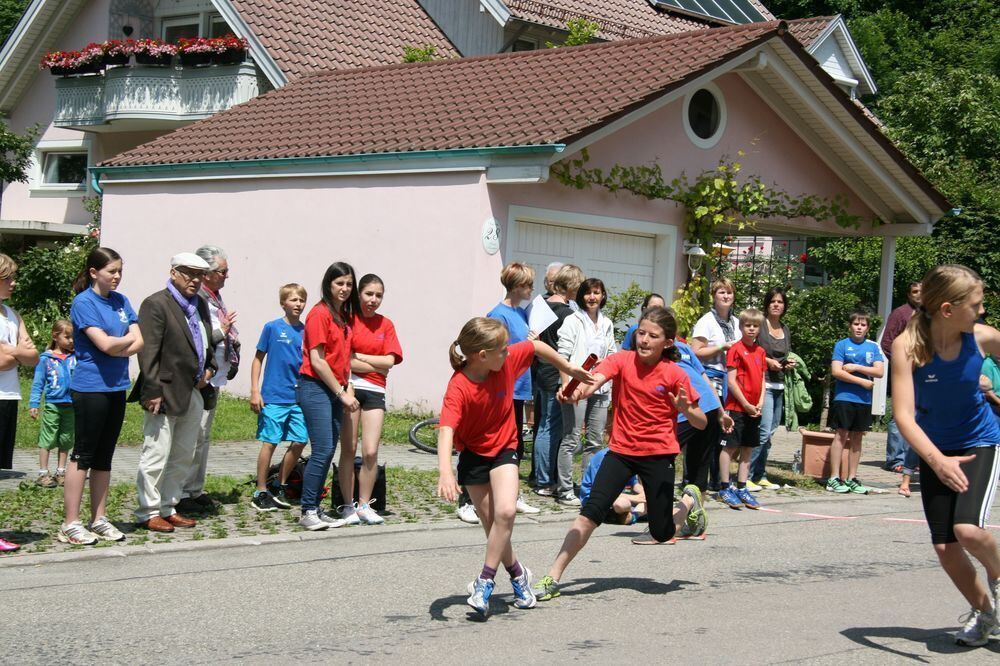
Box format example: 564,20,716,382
408,417,449,454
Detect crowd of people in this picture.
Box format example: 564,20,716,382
0,246,997,647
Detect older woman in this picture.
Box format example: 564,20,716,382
748,287,793,490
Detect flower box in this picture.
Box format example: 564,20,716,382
179,51,212,67
798,427,850,479
135,53,172,67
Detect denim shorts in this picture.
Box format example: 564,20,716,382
257,403,308,444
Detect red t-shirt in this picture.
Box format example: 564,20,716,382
350,313,403,388
299,304,352,385
439,341,534,457
594,351,698,456
724,339,766,412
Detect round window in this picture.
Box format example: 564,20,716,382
683,84,726,149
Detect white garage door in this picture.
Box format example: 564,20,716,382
513,220,655,297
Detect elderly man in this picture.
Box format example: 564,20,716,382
131,253,217,532
178,245,239,513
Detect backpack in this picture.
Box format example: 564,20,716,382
267,456,328,500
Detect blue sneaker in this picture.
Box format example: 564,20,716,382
466,577,495,616
718,486,742,510
510,567,536,609
736,487,760,510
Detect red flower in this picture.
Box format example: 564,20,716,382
799,252,808,263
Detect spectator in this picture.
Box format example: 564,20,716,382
29,320,76,488
621,293,666,351
749,287,793,491
132,253,216,533
881,281,921,471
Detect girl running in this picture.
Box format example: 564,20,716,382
532,306,708,601
436,317,592,617
340,274,403,525
891,265,1000,647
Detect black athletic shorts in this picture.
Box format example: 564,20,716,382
354,388,386,411
920,445,999,544
581,450,677,543
828,400,873,433
723,411,760,449
457,447,519,486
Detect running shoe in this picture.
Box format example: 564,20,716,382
682,484,707,536
955,608,998,647
826,477,850,493
338,504,361,525
757,477,781,490
251,491,279,512
0,538,19,552
510,567,536,609
89,516,125,542
556,492,582,507
735,487,760,510
846,478,869,495
456,503,480,524
355,502,385,525
269,490,292,510
516,495,540,514
533,486,556,497
318,508,348,528
745,479,762,492
532,575,560,602
989,578,999,631
298,510,329,531
718,486,743,510
466,577,495,616
57,521,98,545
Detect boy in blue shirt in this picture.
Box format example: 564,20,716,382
249,284,308,511
826,310,884,494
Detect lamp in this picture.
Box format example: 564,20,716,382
684,241,706,273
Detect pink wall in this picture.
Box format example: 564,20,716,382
100,171,500,412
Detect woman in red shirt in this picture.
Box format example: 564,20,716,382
532,307,709,602
340,274,403,526
296,262,361,532
436,317,592,618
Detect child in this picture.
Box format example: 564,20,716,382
531,307,708,602
718,309,766,510
29,320,76,488
826,310,884,494
891,265,1000,646
579,447,646,526
436,317,592,617
249,284,308,512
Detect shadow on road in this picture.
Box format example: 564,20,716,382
841,625,1000,660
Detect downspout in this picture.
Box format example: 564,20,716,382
90,168,102,195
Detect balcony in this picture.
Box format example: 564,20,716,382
53,62,259,132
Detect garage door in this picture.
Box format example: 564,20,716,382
513,220,655,297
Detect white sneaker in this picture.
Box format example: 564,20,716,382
456,503,480,524
955,608,999,646
57,521,98,545
556,492,582,507
355,502,385,525
516,495,540,514
89,516,125,542
299,510,329,531
338,504,361,525
318,508,348,528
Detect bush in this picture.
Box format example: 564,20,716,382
9,242,89,347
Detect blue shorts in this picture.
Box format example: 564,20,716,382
257,403,308,445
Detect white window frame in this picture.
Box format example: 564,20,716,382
29,139,92,197
209,13,229,37
161,14,201,41
683,82,727,150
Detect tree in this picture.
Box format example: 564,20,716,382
0,0,29,47
0,121,37,184
402,45,437,63
546,18,600,48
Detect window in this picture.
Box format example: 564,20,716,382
512,38,537,52
162,15,200,42
209,14,231,37
41,153,87,187
30,139,91,195
682,83,727,149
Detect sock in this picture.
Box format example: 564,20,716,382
253,489,265,497
480,564,497,581
56,467,66,474
737,482,746,489
506,561,524,579
38,469,47,476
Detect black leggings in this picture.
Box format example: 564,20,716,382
680,408,722,491
581,450,677,543
70,390,126,471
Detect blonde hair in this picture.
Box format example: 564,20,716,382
279,282,307,304
49,319,72,350
552,264,585,296
710,278,734,297
500,262,535,291
0,254,17,281
905,264,982,367
449,317,509,371
739,308,764,328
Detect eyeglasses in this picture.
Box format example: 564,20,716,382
213,268,229,276
174,268,206,281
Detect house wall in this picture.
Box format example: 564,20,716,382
417,0,504,55
99,171,500,412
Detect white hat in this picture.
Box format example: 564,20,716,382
170,252,210,270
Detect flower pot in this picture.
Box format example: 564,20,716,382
799,428,851,479
103,53,129,67
135,53,172,67
179,51,212,68
49,66,70,76
72,61,104,75
212,49,245,66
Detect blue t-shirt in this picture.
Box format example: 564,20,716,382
675,340,721,421
70,289,137,393
580,448,636,505
622,323,639,351
256,318,305,404
832,337,883,404
486,303,532,400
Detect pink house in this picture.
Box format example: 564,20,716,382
92,21,947,410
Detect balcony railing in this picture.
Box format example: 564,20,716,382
53,62,259,131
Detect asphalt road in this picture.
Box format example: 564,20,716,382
2,489,999,664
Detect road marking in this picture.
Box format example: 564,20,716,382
884,518,926,524
757,507,783,513
793,512,856,520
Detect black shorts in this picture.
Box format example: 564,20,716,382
680,408,722,490
457,447,519,486
354,388,386,411
920,445,999,544
70,390,126,471
828,400,873,433
723,411,760,449
0,399,16,469
581,450,677,543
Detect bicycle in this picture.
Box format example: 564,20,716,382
409,417,454,454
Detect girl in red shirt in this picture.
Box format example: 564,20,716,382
296,262,361,531
532,306,709,602
436,317,591,618
340,274,403,526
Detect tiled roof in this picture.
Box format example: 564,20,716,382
231,0,459,78
503,0,712,39
786,15,835,47
102,21,781,167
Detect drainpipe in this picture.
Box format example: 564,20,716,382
90,168,102,195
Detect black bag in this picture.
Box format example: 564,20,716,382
266,456,321,500
332,457,387,512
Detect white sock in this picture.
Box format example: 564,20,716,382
38,469,47,476
56,467,66,474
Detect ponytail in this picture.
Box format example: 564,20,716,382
903,308,933,368
904,264,981,367
449,318,508,371
449,340,466,371
73,247,121,294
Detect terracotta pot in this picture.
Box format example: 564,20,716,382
799,428,850,479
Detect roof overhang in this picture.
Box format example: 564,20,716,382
807,15,876,96
0,219,88,236
211,0,287,88
480,0,512,26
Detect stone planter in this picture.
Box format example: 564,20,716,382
799,427,850,479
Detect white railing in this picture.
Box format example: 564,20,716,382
54,63,259,129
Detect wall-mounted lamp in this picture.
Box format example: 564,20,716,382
684,241,707,274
